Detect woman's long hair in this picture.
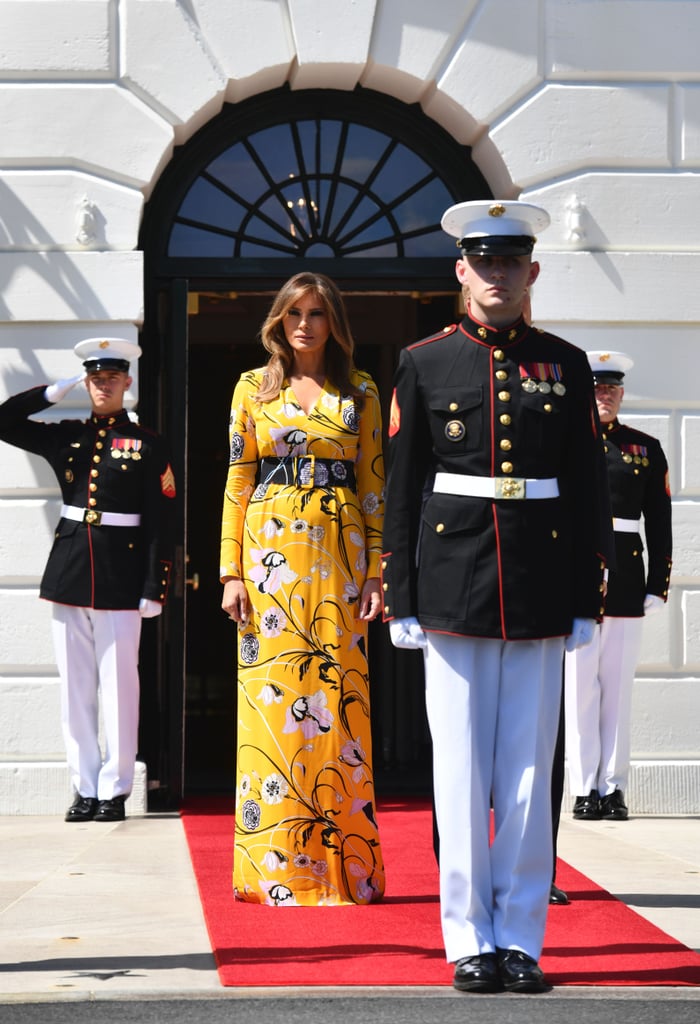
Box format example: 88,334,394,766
254,272,365,410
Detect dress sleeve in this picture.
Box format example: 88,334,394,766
219,371,260,581
355,376,385,579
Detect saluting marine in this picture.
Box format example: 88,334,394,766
382,200,613,994
565,351,672,822
0,337,176,822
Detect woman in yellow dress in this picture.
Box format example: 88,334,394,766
220,272,386,906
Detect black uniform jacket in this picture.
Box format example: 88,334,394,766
601,418,672,617
381,312,613,641
0,386,176,610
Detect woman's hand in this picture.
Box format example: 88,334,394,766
222,577,250,626
358,577,381,621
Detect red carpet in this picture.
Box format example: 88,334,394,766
181,796,700,987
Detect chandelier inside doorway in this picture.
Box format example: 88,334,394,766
168,116,456,260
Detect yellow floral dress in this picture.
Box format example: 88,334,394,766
220,367,386,906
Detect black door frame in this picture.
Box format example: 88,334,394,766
138,85,492,807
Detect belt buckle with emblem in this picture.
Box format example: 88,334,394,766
495,477,525,500
84,509,102,525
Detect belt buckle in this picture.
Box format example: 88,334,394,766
296,454,315,489
495,477,525,500
84,509,102,525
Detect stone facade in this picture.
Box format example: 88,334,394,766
0,0,698,812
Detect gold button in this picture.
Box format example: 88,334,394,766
436,523,444,533
384,606,390,615
128,543,134,549
632,550,639,557
599,583,605,592
499,438,512,451
91,468,99,478
599,606,605,615
381,560,387,570
89,483,97,492
493,349,505,361
449,402,458,412
500,414,511,426
383,582,388,591
501,461,513,474
98,430,106,438
89,497,97,507
544,403,552,413
498,390,511,403
96,441,103,450
495,370,508,381
552,530,558,539
122,464,127,470
161,579,167,586
160,593,165,600
93,455,101,464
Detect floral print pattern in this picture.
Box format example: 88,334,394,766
220,368,385,906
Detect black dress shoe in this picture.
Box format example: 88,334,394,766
497,948,549,993
94,795,127,822
600,788,628,820
572,790,601,820
549,883,569,905
453,953,501,993
65,795,98,822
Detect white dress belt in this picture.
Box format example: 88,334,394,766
433,472,559,501
613,517,641,533
61,504,141,527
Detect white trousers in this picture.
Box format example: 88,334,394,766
564,616,643,798
51,604,142,801
424,632,564,964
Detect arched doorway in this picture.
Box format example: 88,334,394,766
138,85,491,805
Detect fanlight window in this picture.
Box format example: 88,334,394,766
168,118,456,259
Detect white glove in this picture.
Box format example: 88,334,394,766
44,373,85,404
644,593,665,615
139,598,163,619
565,617,596,652
389,616,427,650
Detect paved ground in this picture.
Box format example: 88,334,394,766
0,808,698,1014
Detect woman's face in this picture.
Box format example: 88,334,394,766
283,291,330,360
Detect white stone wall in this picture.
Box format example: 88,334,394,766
0,0,697,812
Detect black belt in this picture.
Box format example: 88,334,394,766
258,456,356,492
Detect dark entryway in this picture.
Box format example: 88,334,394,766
181,289,455,797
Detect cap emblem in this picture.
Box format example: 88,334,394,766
99,340,110,349
489,204,506,218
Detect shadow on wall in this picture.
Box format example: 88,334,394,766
0,179,109,322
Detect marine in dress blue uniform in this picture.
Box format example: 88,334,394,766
0,338,176,822
382,201,612,993
565,352,672,821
